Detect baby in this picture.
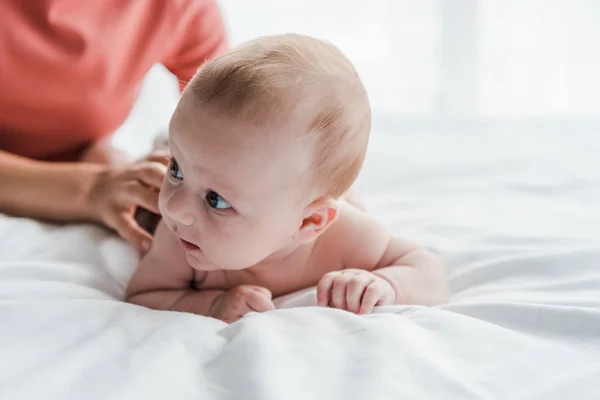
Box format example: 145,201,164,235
126,34,448,323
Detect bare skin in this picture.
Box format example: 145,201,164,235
0,140,167,251
126,99,448,323
127,203,446,323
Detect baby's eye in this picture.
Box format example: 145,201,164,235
205,190,232,210
169,158,183,180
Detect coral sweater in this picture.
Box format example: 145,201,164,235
0,0,227,161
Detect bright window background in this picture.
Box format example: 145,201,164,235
115,0,600,156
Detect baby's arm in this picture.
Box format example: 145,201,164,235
370,235,448,306
126,220,275,322
317,207,448,313
125,220,223,316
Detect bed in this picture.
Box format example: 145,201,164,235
1,122,599,399
3,0,600,396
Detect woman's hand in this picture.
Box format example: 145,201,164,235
142,151,170,167
88,159,167,250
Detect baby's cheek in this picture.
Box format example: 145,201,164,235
157,198,166,217
200,222,236,261
224,228,266,268
157,188,170,215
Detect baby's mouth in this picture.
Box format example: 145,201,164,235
178,237,201,252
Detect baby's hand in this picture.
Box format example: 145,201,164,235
317,269,395,314
210,285,276,324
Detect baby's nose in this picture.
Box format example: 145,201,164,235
164,190,195,226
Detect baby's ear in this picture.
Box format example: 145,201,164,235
294,197,340,244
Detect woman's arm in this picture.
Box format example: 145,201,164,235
0,149,167,249
0,149,103,222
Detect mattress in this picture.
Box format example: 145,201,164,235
1,125,599,399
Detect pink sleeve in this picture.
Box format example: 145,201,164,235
161,0,228,92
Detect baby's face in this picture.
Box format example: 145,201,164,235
159,100,314,271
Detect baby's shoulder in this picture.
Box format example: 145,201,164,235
319,203,390,270
326,202,388,240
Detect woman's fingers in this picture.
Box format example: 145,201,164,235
114,212,153,251
121,181,160,214
122,162,166,190
136,162,167,189
90,162,166,247
144,151,170,166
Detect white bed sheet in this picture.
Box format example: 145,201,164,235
1,126,600,399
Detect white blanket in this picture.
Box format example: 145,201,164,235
1,127,600,399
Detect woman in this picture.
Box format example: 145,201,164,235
0,0,228,250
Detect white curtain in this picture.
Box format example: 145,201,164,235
222,0,600,120
116,0,600,156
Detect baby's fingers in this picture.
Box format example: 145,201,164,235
359,282,384,315
316,273,336,307
245,290,276,313
115,212,153,251
247,285,273,300
331,277,351,310
346,278,369,314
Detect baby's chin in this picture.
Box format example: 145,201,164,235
186,252,250,272
185,252,219,271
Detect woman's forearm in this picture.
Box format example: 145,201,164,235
0,149,104,222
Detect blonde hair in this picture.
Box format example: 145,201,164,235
187,33,371,198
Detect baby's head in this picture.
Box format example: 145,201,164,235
159,34,370,271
